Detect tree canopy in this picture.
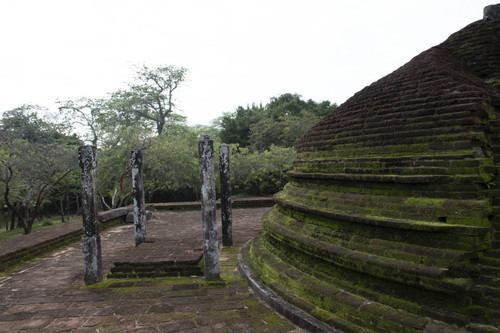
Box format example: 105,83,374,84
111,65,188,136
0,60,338,236
0,105,81,234
217,93,336,152
218,104,264,147
57,97,106,147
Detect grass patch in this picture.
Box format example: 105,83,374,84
0,216,81,243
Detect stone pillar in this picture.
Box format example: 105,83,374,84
219,145,233,246
198,135,220,281
131,149,147,246
79,145,102,285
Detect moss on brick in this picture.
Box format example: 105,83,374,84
244,16,500,331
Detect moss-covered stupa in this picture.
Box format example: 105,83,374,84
241,4,500,332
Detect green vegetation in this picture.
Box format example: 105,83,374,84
0,64,336,235
0,216,80,243
218,93,336,152
0,105,82,234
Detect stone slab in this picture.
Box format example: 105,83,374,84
0,207,302,332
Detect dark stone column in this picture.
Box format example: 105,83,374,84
198,135,220,281
219,145,233,246
131,149,146,246
79,145,102,285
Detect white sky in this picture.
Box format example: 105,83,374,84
0,0,494,126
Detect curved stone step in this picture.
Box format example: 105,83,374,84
264,214,470,294
274,196,490,234
242,236,472,331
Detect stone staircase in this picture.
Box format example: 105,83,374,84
475,217,500,324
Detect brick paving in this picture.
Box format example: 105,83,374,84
0,208,303,332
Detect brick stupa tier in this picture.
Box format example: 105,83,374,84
242,4,500,332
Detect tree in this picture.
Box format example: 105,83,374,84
266,93,334,119
97,126,152,210
218,104,264,147
248,116,284,152
280,109,327,147
249,94,336,152
230,145,296,195
250,108,333,152
0,105,80,234
57,97,106,147
110,65,188,136
1,105,56,143
218,94,336,152
142,134,200,202
266,93,307,119
49,168,81,223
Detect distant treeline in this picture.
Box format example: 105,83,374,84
0,64,336,234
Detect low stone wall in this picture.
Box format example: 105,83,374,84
0,206,133,273
0,198,274,273
153,197,274,211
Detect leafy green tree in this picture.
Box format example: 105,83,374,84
97,126,151,209
231,145,296,195
142,134,200,202
192,123,221,141
0,105,80,234
266,93,307,119
57,97,106,147
1,105,57,143
49,167,81,222
218,94,336,151
280,109,326,147
218,104,264,147
248,94,336,152
249,108,332,152
248,117,284,152
109,65,188,136
97,145,133,210
266,93,334,119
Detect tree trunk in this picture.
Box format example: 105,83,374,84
10,213,15,230
75,194,80,215
18,205,29,234
11,203,35,235
23,217,35,235
157,120,165,136
59,199,65,223
65,192,70,217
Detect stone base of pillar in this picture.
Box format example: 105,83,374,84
82,235,103,285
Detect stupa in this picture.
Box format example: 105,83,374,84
241,4,500,332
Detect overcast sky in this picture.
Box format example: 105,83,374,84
0,0,494,126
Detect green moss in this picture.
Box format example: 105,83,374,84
404,197,445,207
245,236,471,331
259,312,289,325
220,246,240,255
241,299,260,308
269,228,467,303
270,23,500,331
170,312,198,320
80,279,112,289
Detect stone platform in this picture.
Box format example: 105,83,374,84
109,238,203,278
0,207,303,332
109,210,205,278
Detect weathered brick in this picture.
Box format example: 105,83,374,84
246,9,500,332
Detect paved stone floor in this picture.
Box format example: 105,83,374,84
0,208,303,332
